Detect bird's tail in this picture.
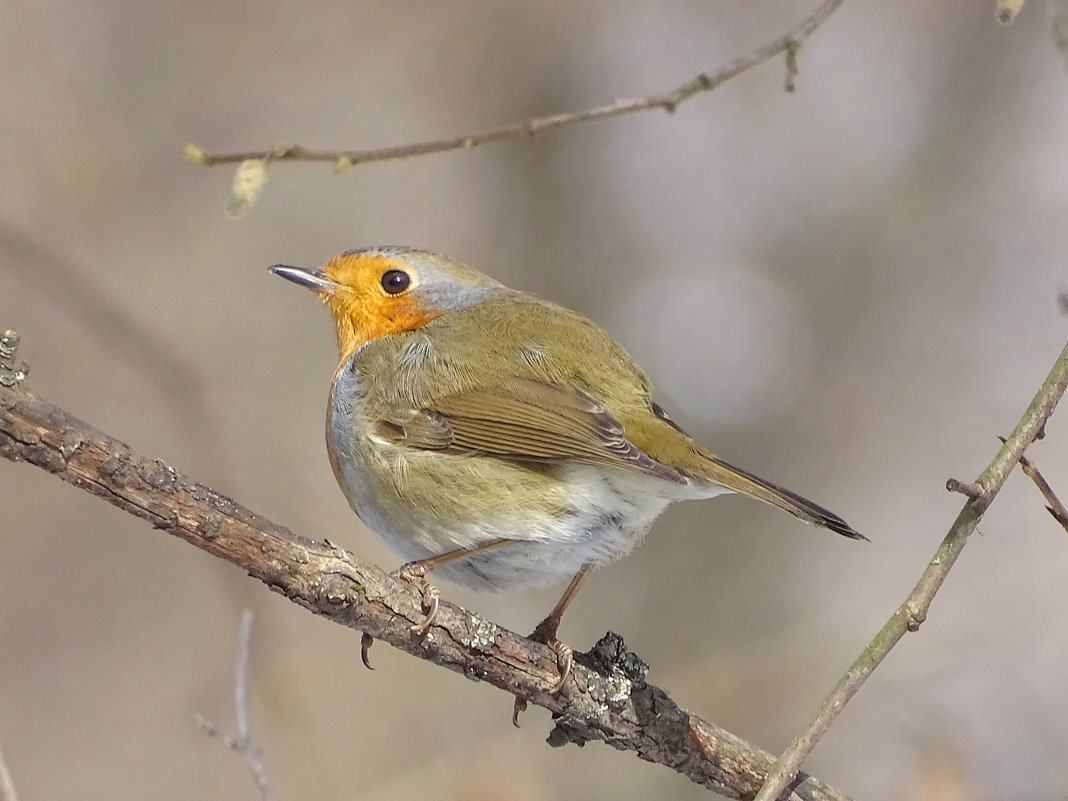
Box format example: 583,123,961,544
701,456,866,541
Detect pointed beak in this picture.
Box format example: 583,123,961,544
268,264,342,295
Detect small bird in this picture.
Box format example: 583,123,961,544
270,247,863,693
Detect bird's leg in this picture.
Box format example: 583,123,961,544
531,564,592,690
362,538,516,668
390,538,515,634
512,564,593,725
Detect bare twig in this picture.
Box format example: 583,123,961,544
0,739,18,801
1019,454,1068,531
0,339,850,801
944,478,981,498
183,0,847,171
196,611,275,801
755,339,1068,801
1000,436,1068,532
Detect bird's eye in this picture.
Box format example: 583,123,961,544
380,269,411,295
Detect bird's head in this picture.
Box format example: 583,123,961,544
270,246,504,357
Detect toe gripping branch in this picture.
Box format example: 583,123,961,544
358,562,441,669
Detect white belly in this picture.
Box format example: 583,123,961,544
333,439,683,591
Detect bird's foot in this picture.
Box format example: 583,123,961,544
357,564,439,670
390,562,441,635
531,620,573,694
512,616,572,726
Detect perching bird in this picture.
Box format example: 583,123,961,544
270,246,863,692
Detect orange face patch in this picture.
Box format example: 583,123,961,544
319,253,443,356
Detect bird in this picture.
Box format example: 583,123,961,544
270,246,863,695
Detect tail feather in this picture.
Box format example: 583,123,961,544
704,456,866,541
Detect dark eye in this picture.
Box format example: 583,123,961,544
380,269,411,295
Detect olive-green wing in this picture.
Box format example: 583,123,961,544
621,403,865,540
374,378,684,484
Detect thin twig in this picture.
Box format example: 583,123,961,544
945,478,981,498
755,339,1068,800
235,613,254,742
196,612,275,801
183,0,847,170
0,344,850,800
0,740,18,801
1020,454,1068,531
1002,437,1068,533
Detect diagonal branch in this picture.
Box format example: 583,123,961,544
755,338,1068,800
0,364,850,800
1012,448,1068,533
182,0,847,171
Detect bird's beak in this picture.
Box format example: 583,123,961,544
268,264,343,295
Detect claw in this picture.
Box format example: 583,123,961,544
410,585,440,635
360,632,375,670
509,566,588,720
548,641,573,693
391,562,440,635
530,618,572,693
512,697,528,727
510,637,569,725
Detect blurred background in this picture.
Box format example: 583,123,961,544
3,1,1068,799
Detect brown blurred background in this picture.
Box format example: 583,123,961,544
3,1,1068,799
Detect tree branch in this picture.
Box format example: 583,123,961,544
0,352,851,800
755,338,1068,800
181,0,847,171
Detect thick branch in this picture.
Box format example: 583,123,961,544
755,338,1068,800
182,0,847,170
0,381,850,800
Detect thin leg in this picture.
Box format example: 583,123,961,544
362,538,519,669
513,564,593,725
401,537,513,575
534,564,591,691
530,564,594,683
393,538,515,634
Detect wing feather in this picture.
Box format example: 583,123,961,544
376,378,683,483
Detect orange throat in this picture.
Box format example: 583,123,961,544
328,293,443,359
